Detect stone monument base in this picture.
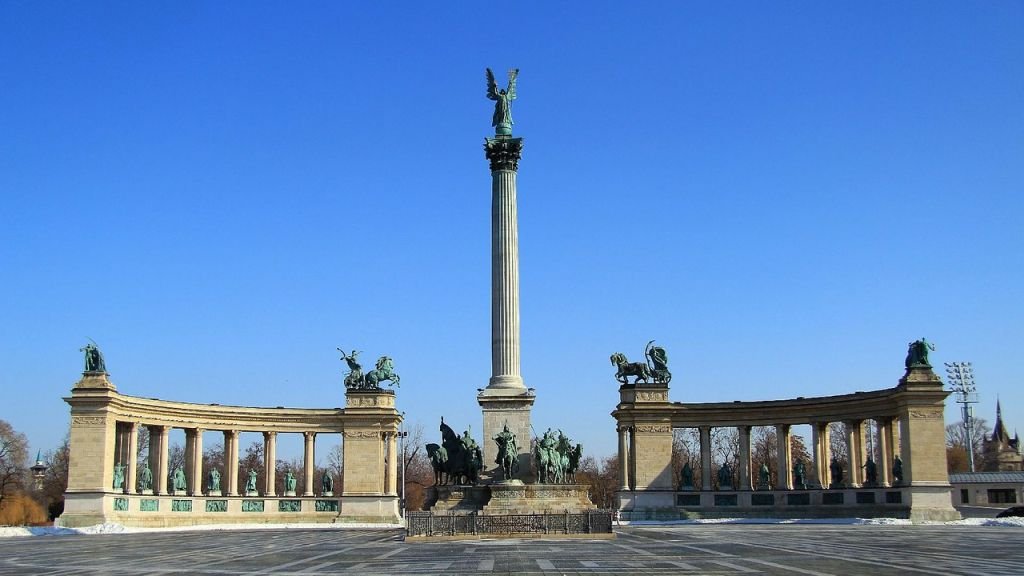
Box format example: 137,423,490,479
426,483,597,515
425,485,491,512
483,484,596,515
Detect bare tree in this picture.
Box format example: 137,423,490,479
829,422,849,465
576,454,619,509
41,435,70,519
0,420,29,513
399,424,431,511
946,418,991,473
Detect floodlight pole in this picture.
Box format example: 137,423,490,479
945,362,979,473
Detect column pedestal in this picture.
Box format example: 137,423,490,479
478,389,535,482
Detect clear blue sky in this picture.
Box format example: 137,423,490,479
2,3,1022,463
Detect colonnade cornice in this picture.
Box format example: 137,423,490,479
614,383,948,429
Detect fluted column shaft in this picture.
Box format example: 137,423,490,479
264,432,277,496
618,427,630,490
303,432,316,497
699,426,712,490
776,424,792,490
126,423,138,494
489,168,523,388
738,426,752,491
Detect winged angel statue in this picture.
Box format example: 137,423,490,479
486,67,519,136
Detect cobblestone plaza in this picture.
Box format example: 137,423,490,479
2,524,1021,575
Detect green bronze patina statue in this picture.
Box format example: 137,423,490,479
680,461,694,488
793,459,806,488
493,423,519,481
611,341,672,385
207,468,221,493
905,338,935,368
321,470,334,495
486,68,518,136
172,467,187,493
758,462,770,488
112,464,125,490
829,457,844,488
339,347,400,389
427,417,482,485
80,341,106,373
718,462,733,488
138,466,153,492
245,469,258,493
285,470,297,493
893,455,904,485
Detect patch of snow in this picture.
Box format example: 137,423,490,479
0,522,402,538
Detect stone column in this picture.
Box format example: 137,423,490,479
126,422,138,494
184,429,195,494
617,426,630,490
628,427,637,490
147,426,160,494
303,432,316,497
776,424,792,490
225,430,239,497
263,432,277,497
699,426,712,490
875,419,890,487
738,426,752,491
156,426,170,495
845,420,863,488
192,428,204,496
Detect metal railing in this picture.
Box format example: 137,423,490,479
406,510,613,537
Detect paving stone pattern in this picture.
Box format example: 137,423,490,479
1,525,1022,575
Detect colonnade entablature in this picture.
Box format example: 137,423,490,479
612,364,959,522
59,371,403,528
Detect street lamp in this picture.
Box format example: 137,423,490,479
945,362,979,472
398,413,408,516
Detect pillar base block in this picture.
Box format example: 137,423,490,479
478,388,535,483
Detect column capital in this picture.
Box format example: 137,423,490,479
484,136,524,171
264,430,277,439
304,431,316,441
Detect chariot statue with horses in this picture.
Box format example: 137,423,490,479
339,347,400,390
426,418,483,485
611,340,671,385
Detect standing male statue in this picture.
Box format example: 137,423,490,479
80,342,106,373
905,338,935,368
207,468,221,493
486,68,519,136
138,466,153,492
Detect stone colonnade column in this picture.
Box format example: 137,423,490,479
264,432,277,497
738,426,752,491
845,420,863,488
775,424,792,490
811,420,827,485
126,422,138,494
617,426,630,490
303,432,316,497
875,419,890,487
225,430,239,497
628,426,637,489
699,426,712,490
191,428,204,495
156,425,170,495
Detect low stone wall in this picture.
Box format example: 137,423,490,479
617,487,958,522
58,493,398,528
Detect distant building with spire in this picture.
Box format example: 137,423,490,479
981,401,1022,472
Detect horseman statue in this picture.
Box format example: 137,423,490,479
493,423,519,481
610,340,672,385
532,428,583,484
427,418,482,486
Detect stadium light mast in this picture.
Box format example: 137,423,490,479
945,362,979,472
